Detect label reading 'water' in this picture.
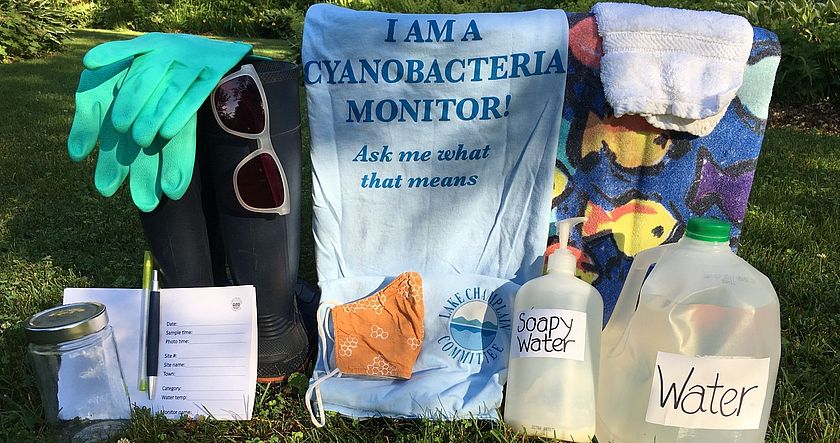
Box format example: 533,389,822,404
645,352,771,430
511,308,586,361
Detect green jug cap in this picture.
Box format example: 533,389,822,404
685,217,731,242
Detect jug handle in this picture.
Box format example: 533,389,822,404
601,244,675,357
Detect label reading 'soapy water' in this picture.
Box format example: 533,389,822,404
645,352,771,430
511,308,586,361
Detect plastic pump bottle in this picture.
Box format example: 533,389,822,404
504,217,603,441
596,217,781,443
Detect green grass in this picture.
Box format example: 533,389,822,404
0,29,838,442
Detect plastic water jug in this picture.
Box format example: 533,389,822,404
596,218,780,443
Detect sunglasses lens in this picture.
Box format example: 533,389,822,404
237,153,285,210
214,75,265,134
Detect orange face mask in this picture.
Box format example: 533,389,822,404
332,271,424,378
306,272,425,426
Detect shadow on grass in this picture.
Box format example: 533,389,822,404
0,30,147,288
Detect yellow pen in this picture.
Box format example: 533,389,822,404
138,251,153,392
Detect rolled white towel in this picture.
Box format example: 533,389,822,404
592,2,753,136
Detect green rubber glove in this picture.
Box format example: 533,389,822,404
68,61,196,212
67,58,131,165
82,33,252,146
69,33,250,212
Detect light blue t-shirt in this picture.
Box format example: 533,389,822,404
303,3,569,421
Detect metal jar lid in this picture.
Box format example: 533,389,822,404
23,302,109,345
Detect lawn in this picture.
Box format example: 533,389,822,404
0,29,837,442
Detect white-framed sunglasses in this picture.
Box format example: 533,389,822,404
211,64,290,215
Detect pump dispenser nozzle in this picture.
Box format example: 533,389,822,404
547,217,586,274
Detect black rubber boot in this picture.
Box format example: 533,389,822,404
139,60,314,382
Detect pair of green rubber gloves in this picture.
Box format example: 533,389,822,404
68,33,253,212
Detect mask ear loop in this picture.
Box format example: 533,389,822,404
305,302,338,427
305,367,338,427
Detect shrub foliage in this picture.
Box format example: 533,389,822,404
719,0,839,104
86,0,838,105
6,0,838,103
0,0,74,62
92,0,304,39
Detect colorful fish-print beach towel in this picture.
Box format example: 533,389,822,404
552,13,781,320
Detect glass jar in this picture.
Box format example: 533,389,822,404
24,302,131,423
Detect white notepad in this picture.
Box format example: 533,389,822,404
63,286,257,420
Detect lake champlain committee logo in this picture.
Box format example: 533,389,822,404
437,287,512,365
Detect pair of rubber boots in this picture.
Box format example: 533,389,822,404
138,59,316,382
